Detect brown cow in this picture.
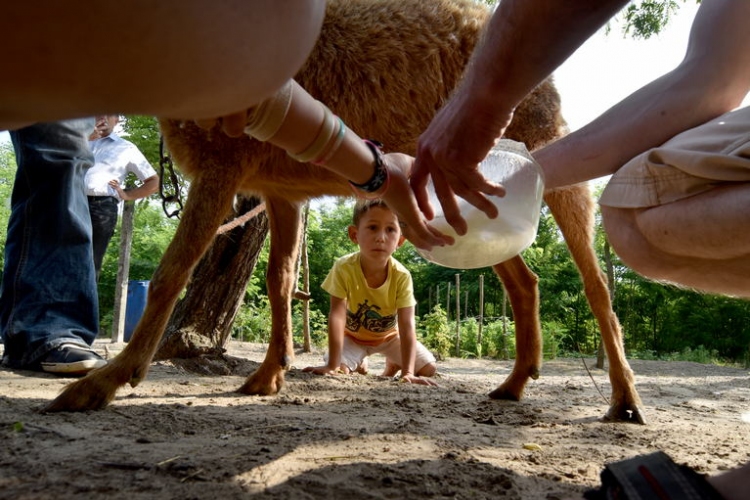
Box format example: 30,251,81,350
45,0,645,424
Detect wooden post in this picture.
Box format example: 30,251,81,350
112,200,135,343
478,275,484,358
300,204,311,352
502,284,509,359
446,282,451,318
455,273,460,357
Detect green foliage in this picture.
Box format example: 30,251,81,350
481,318,516,359
458,317,481,358
119,115,162,165
620,0,682,39
232,296,272,343
541,320,566,359
292,302,329,348
419,305,452,360
0,142,16,275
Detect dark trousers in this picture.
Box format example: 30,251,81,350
87,196,119,280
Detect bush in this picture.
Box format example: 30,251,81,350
292,303,329,348
541,320,566,360
482,318,516,359
232,297,272,343
419,305,452,360
459,318,480,358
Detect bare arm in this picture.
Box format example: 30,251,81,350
243,80,450,250
537,0,750,189
304,296,347,376
2,0,325,129
411,0,629,234
113,175,159,202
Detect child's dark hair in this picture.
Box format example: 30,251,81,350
352,199,392,226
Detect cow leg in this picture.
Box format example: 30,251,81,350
546,184,646,424
238,197,300,395
44,166,242,412
489,255,542,401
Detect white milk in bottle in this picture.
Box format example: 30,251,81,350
417,139,544,269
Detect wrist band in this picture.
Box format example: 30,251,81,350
244,79,293,142
349,140,390,199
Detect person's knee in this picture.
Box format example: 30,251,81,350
417,363,437,378
601,206,667,280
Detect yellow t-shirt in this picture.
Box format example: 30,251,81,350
322,252,416,346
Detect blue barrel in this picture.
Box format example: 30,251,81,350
124,280,150,342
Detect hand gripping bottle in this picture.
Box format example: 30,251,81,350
417,139,544,269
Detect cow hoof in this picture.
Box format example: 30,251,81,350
488,385,523,401
237,368,285,396
602,403,647,425
42,370,117,412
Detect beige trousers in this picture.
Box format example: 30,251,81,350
600,106,750,208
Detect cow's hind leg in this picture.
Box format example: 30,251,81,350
489,255,542,401
546,184,646,424
238,197,300,395
44,166,242,412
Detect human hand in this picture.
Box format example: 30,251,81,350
108,179,127,200
410,90,510,235
381,153,454,251
398,373,439,387
302,365,340,376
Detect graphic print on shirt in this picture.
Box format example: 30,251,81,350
346,299,397,333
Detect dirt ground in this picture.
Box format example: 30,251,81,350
0,341,748,500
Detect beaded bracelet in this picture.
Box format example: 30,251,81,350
349,140,390,199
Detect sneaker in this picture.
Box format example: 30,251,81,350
40,344,107,375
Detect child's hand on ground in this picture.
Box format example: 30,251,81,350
302,365,340,376
399,374,438,387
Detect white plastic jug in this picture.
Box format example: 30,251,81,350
417,139,544,269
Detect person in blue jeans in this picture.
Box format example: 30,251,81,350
0,119,107,375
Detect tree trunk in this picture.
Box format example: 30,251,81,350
155,196,269,359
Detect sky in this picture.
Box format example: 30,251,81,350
2,3,747,147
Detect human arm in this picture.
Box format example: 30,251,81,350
536,0,750,189
222,79,449,250
109,175,159,202
396,306,437,387
410,0,628,234
303,296,347,376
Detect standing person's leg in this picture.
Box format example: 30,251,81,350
0,119,104,373
87,196,119,280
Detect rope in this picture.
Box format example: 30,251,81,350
216,202,266,235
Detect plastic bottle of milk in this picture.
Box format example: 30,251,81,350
416,139,544,269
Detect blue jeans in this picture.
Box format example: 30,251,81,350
0,119,100,369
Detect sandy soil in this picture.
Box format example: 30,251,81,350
0,341,748,499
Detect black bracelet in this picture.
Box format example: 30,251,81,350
349,140,388,195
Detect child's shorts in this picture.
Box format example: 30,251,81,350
328,334,436,373
600,106,750,209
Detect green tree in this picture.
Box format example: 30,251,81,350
0,142,17,276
